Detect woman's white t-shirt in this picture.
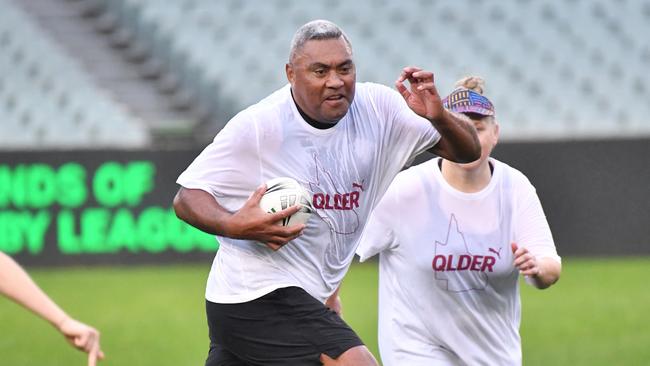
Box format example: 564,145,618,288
357,157,561,366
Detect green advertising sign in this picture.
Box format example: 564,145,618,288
0,154,218,263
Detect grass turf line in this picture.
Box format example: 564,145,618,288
0,258,648,365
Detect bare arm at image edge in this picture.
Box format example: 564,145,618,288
0,252,104,366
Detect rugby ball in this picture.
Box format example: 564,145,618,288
260,177,313,226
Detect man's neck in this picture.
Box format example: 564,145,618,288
291,89,337,130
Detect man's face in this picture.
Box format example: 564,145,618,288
286,37,356,124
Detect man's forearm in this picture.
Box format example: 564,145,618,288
173,187,232,236
173,186,304,248
429,110,481,163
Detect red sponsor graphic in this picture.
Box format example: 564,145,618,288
352,181,365,191
433,214,499,292
306,152,364,235
488,247,502,259
312,191,360,210
432,254,496,273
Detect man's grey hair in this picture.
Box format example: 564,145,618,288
289,20,352,62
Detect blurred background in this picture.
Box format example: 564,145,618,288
1,0,649,365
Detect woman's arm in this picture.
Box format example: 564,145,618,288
0,252,104,365
511,243,561,289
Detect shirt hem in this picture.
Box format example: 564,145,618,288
205,283,299,304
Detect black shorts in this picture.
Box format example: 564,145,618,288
204,286,364,366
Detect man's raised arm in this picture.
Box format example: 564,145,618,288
395,66,481,163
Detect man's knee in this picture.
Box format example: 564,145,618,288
320,345,378,366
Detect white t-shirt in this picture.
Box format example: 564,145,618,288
177,82,440,304
357,157,561,366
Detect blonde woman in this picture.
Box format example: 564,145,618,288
357,77,561,365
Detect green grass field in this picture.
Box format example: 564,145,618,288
1,257,649,365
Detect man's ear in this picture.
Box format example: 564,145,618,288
286,63,294,85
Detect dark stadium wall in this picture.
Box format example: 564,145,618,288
1,138,648,266
415,138,650,257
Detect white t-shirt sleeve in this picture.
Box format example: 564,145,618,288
513,178,561,263
372,83,441,167
356,185,400,262
176,113,262,210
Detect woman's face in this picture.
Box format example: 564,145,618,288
459,114,499,170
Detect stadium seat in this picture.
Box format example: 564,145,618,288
0,0,149,149
4,0,649,142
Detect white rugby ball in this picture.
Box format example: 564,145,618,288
260,177,313,226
